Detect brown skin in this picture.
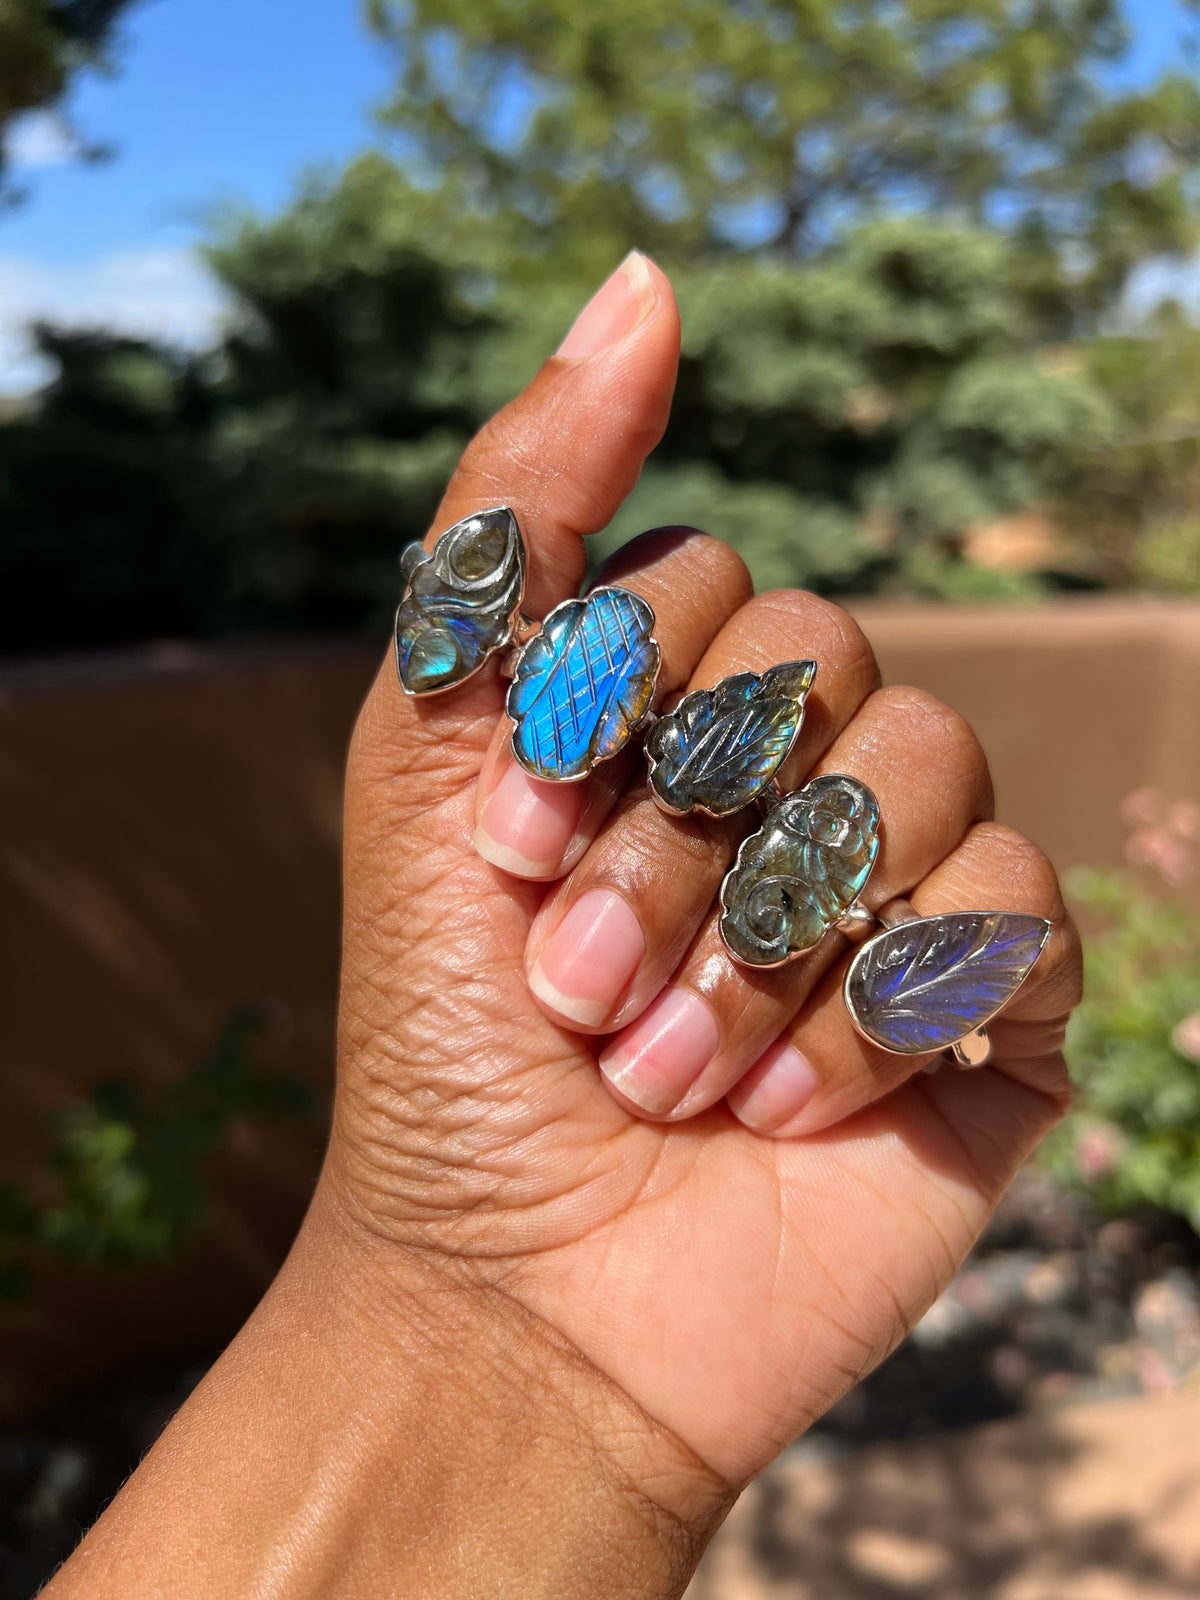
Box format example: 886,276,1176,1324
47,260,1081,1599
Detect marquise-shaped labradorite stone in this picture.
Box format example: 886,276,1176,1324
645,660,817,817
720,774,880,967
394,507,524,695
844,911,1051,1055
507,586,659,781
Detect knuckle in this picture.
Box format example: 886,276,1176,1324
596,797,730,885
870,685,978,759
967,822,1063,913
600,525,753,605
737,590,880,689
665,527,754,596
866,686,993,812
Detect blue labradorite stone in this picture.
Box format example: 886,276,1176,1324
645,660,817,817
720,774,880,966
394,508,524,695
844,912,1051,1054
405,629,461,692
507,587,659,781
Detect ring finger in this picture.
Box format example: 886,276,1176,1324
472,526,753,879
594,684,995,1117
521,587,885,1030
726,821,1080,1136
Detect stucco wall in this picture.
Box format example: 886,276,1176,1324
1,596,1197,1420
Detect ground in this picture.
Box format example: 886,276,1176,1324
4,1169,1200,1599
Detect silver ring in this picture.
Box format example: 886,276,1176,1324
719,774,882,967
394,507,527,696
644,661,817,818
505,586,661,781
843,901,1051,1068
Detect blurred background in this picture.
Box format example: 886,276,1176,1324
2,1,1200,1595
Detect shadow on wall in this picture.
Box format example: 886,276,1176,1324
1,595,1199,1422
688,1391,1200,1599
0,643,369,1424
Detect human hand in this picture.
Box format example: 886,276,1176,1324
331,253,1081,1487
51,253,1082,1600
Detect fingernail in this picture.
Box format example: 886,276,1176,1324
528,890,645,1027
475,763,582,877
729,1042,820,1131
556,251,658,360
599,988,719,1114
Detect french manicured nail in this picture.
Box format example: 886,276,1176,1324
475,762,582,877
599,988,720,1114
556,251,658,360
729,1042,820,1131
528,890,645,1028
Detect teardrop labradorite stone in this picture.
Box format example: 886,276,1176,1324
405,627,461,692
451,521,507,578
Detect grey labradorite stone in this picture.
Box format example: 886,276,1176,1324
394,507,525,696
645,660,817,817
720,773,881,966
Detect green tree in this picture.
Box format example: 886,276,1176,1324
0,0,139,193
3,1,1198,653
1060,304,1200,591
368,0,1200,317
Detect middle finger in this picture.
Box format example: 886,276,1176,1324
596,684,994,1117
472,526,752,879
523,587,883,1031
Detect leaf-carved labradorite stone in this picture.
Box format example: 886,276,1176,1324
720,774,881,967
394,507,525,696
844,912,1051,1054
645,660,817,817
507,586,660,781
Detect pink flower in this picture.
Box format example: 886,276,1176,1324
1075,1123,1124,1184
1120,787,1164,828
1125,826,1194,887
1172,1013,1200,1063
1168,799,1200,843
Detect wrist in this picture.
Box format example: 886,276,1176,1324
301,1185,731,1598
50,1183,730,1600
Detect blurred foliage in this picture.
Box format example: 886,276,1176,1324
1050,801,1200,1230
0,175,1125,650
0,0,137,191
1059,306,1200,591
0,1007,312,1299
3,1,1200,652
369,0,1200,318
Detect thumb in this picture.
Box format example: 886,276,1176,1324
351,251,682,805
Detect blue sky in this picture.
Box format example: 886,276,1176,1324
0,0,393,390
0,0,1195,391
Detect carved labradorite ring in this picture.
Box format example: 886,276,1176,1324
506,586,661,782
844,900,1051,1068
720,774,882,967
644,660,818,818
394,506,526,696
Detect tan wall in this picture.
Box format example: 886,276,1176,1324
1,596,1197,1421
848,595,1200,882
0,644,369,1422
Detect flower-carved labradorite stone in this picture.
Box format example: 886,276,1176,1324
844,912,1051,1055
507,587,660,781
720,774,881,967
394,507,525,696
645,660,817,817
